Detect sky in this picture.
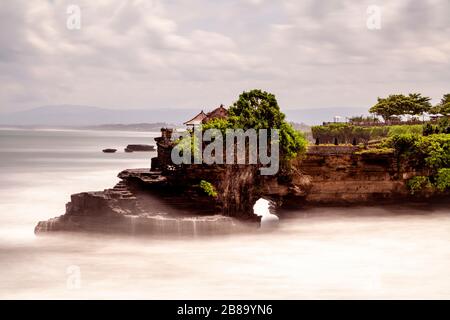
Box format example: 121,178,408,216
0,0,449,113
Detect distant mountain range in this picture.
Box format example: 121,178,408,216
0,105,369,127
0,105,197,127
81,123,177,131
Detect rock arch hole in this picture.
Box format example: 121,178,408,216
253,198,279,229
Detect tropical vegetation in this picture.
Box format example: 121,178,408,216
203,89,308,160
369,93,432,121
381,133,450,194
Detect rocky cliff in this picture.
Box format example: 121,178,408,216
294,146,405,205
35,144,445,235
35,174,253,235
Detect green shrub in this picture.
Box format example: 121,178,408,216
382,133,450,171
423,117,450,135
435,168,450,192
311,124,423,145
407,176,432,195
382,133,450,194
349,116,380,123
381,133,419,156
279,121,308,159
417,134,450,170
199,180,218,197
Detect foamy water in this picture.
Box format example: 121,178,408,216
0,129,449,299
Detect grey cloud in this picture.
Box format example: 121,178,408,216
0,0,449,113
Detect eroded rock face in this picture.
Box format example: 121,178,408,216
296,150,406,205
161,163,311,220
219,165,259,218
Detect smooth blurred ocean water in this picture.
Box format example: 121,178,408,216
0,128,449,299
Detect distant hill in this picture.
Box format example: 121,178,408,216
0,105,370,127
0,105,199,126
81,123,178,131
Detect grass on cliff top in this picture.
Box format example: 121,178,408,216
354,148,394,155
310,143,355,147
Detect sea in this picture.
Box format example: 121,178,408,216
0,128,449,299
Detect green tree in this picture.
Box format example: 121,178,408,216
406,93,432,116
431,94,450,116
228,89,307,159
369,93,431,121
228,89,286,129
440,104,450,116
370,96,401,121
204,89,307,160
440,94,450,106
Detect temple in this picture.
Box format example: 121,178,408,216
153,105,229,170
203,104,228,123
183,105,228,128
183,110,207,128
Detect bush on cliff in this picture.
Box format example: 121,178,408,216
383,133,450,170
382,133,420,158
382,133,450,194
407,176,432,195
199,180,218,198
436,168,450,192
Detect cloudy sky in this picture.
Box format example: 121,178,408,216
1,0,449,112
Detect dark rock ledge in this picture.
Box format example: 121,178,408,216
35,169,255,236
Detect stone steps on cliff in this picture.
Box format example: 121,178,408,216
104,181,137,200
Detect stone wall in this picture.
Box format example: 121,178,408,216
152,128,174,170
